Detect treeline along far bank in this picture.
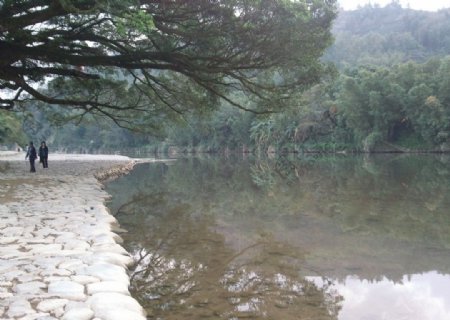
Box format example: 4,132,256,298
2,2,450,154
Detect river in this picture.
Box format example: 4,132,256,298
106,154,450,319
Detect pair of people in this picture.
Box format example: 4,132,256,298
25,141,49,172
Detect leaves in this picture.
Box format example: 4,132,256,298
0,110,27,145
0,0,337,127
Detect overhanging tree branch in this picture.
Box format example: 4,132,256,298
0,0,337,130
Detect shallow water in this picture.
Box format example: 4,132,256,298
106,154,450,319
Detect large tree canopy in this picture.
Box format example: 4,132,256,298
0,0,336,130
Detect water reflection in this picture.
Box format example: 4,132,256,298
106,154,450,319
310,272,450,320
114,201,341,319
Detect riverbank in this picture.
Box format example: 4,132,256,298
0,152,146,320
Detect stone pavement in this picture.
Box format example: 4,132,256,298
0,154,146,320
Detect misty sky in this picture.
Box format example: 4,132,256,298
338,0,450,11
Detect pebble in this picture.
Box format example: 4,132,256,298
36,299,69,313
61,308,94,320
14,282,46,295
0,154,146,319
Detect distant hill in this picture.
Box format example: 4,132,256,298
324,2,450,67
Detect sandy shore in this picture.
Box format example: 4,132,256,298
0,152,146,319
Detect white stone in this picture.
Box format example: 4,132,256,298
63,240,90,251
64,301,87,311
1,226,24,237
57,249,91,256
23,264,39,273
17,275,42,283
14,281,46,294
0,244,21,252
41,268,72,277
91,233,119,245
21,238,55,245
43,276,71,284
87,293,146,320
0,236,18,244
91,243,129,255
17,312,51,320
0,292,13,299
7,299,34,318
87,281,130,295
52,306,65,318
0,155,145,319
0,217,18,225
92,309,146,320
70,275,100,285
30,244,63,255
34,257,66,268
0,260,22,273
54,232,77,243
0,246,30,259
3,269,26,280
78,227,107,238
83,252,133,268
36,299,68,312
62,307,95,320
33,227,55,237
58,260,85,270
47,281,85,300
78,263,130,285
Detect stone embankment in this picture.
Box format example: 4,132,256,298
0,153,146,320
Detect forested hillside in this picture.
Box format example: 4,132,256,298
8,2,450,153
151,3,450,154
326,2,450,67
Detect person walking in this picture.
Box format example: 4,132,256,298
39,141,49,168
25,141,37,172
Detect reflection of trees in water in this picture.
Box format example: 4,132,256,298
124,207,341,319
114,192,166,217
250,161,277,189
107,155,450,317
249,155,450,248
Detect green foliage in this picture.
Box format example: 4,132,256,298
165,102,256,153
116,10,155,37
1,0,337,130
20,55,450,153
20,104,159,152
9,3,450,153
336,59,450,149
0,111,27,145
325,4,450,67
243,55,450,153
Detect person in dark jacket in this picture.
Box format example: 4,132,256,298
39,141,49,168
25,141,37,172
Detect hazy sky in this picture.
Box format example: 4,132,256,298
338,0,450,11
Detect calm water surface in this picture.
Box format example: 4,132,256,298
106,154,450,320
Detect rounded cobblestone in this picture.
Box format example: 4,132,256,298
0,153,146,320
